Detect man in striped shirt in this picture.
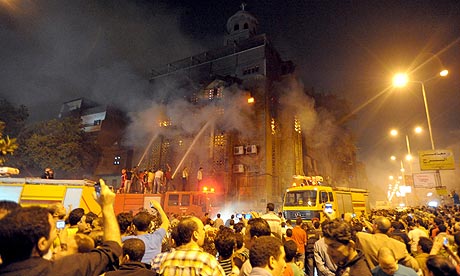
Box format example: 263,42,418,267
215,227,239,275
159,216,225,276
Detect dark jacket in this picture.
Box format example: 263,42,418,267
335,250,372,276
105,261,155,276
390,230,411,253
0,241,121,276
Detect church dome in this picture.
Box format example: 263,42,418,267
226,5,258,36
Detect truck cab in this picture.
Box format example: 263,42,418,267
282,175,368,222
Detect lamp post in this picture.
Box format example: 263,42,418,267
392,70,448,188
389,155,409,206
419,81,435,150
389,127,423,174
392,70,448,151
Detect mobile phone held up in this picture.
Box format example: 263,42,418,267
94,182,101,198
443,237,448,246
56,220,65,229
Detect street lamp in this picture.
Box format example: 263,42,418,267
392,70,448,150
393,70,449,188
389,156,410,206
389,126,423,165
392,73,409,87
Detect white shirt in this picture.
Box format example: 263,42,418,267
261,212,282,238
408,227,428,254
155,170,164,179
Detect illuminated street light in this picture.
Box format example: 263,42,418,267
392,73,409,87
389,126,422,162
390,155,396,161
392,70,448,150
392,70,449,188
439,70,449,77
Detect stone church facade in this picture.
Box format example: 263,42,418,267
148,7,321,211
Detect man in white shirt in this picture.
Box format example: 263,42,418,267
214,213,225,229
197,167,203,190
154,168,164,194
407,221,428,255
261,203,282,239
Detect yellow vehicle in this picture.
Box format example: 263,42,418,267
0,176,222,217
114,190,223,217
282,175,369,222
0,177,101,214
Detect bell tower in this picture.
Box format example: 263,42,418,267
224,3,259,46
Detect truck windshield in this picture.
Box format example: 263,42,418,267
284,190,318,207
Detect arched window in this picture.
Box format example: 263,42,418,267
243,23,249,29
234,24,239,31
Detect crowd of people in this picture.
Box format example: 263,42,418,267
119,165,173,194
0,183,459,276
119,165,205,194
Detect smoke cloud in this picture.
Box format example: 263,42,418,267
125,83,256,165
0,0,206,120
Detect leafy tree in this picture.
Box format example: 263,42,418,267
0,98,29,137
0,98,27,165
0,121,19,165
15,117,100,178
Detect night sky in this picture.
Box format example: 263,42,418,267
1,0,460,198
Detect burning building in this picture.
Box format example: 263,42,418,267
146,6,356,211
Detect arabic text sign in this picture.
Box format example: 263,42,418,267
412,173,436,188
419,149,455,170
435,186,448,196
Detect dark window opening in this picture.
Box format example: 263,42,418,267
234,24,239,31
181,194,190,206
243,66,259,76
243,23,249,29
321,191,328,203
168,194,179,206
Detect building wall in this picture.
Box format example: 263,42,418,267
149,35,297,211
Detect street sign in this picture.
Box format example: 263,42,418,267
413,173,436,188
419,149,455,170
435,186,448,196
